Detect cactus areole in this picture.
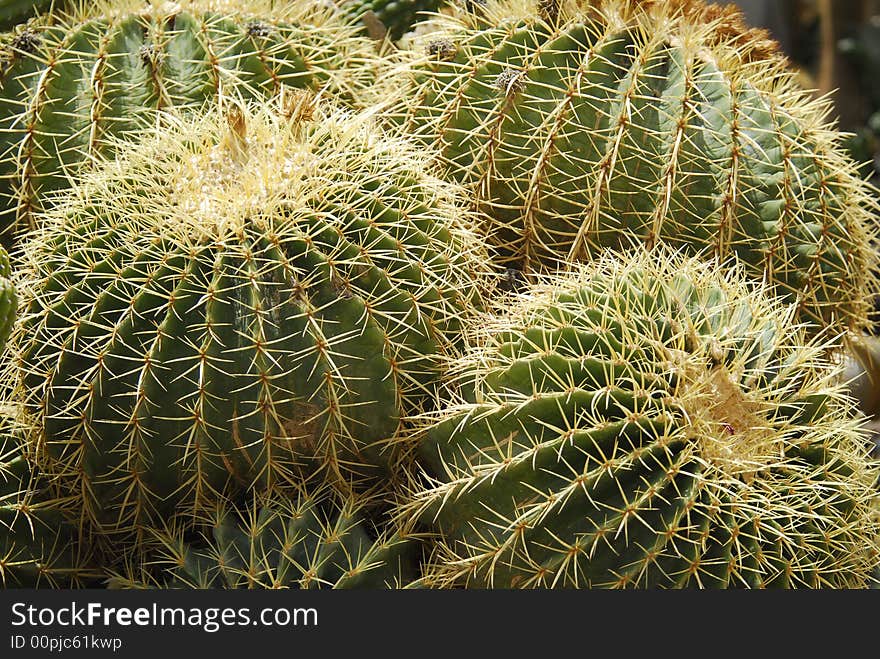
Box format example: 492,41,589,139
5,99,487,538
406,250,880,588
391,0,878,338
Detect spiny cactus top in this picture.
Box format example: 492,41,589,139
389,0,878,340
109,486,424,589
0,410,96,587
403,249,880,588
0,0,381,236
4,98,489,540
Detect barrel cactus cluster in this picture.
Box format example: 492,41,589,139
0,0,876,590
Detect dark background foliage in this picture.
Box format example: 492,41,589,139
735,1,880,181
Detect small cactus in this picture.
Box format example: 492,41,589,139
0,0,381,236
3,98,489,541
388,0,878,339
108,485,424,589
402,249,880,588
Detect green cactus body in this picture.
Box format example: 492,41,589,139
1,413,96,587
110,487,423,589
0,245,14,351
389,0,878,337
0,0,380,236
338,0,443,41
4,100,488,540
404,249,880,588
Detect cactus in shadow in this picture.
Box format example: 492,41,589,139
108,485,424,589
401,249,880,588
1,409,97,587
0,1,61,32
2,97,489,543
337,0,444,41
388,0,878,340
0,0,381,237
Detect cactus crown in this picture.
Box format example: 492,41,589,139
402,249,880,588
390,0,879,340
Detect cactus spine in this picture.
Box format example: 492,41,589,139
3,98,488,541
402,249,880,588
109,486,424,589
0,244,14,351
0,0,381,236
389,0,878,338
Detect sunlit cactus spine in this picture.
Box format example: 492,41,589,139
387,0,878,339
108,485,425,589
401,249,880,588
0,0,382,236
0,410,97,587
0,244,14,351
2,95,489,543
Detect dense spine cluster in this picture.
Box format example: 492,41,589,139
402,250,880,588
0,0,380,235
0,0,876,592
3,99,489,542
389,0,878,337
